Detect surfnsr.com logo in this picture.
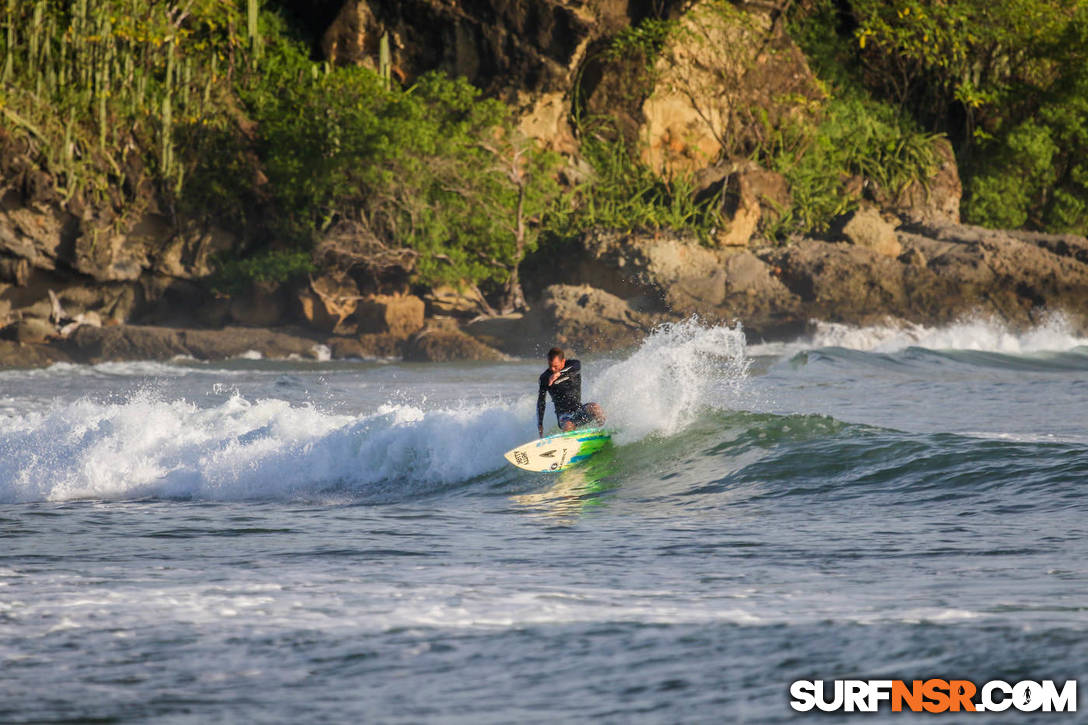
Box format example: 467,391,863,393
790,679,1077,713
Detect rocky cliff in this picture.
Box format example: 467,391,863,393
2,0,1087,367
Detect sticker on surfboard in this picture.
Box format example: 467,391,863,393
503,427,611,473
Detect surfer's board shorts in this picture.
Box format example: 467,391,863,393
558,403,596,428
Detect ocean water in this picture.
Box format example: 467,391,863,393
1,317,1086,723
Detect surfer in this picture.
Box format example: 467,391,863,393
537,347,605,437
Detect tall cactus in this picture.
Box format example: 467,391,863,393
29,1,42,79
3,0,13,84
161,38,175,178
247,0,261,67
379,31,391,90
179,55,189,111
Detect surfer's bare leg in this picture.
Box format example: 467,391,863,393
585,402,605,425
560,419,575,432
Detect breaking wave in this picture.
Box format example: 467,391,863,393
748,313,1088,356
0,320,752,503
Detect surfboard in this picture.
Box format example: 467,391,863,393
503,427,612,473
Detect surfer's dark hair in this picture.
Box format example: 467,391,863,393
547,347,565,361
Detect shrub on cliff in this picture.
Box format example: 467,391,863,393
567,4,938,242
792,0,1088,236
559,115,724,240
763,94,940,235
242,19,562,308
0,0,251,218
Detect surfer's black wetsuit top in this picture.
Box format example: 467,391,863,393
538,359,582,427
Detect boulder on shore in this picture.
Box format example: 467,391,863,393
762,223,1088,330
298,276,361,334
540,284,656,353
229,281,288,327
2,317,56,344
404,327,506,362
356,294,425,337
328,333,405,360
525,229,729,316
887,138,962,226
0,339,70,367
840,207,903,258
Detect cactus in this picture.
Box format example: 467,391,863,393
161,38,175,177
29,1,43,82
379,31,391,90
3,0,13,84
181,55,191,110
247,0,260,66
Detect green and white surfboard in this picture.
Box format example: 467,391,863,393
504,427,612,473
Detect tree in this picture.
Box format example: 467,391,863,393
249,59,562,305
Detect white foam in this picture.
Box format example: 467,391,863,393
593,318,750,443
748,313,1088,356
0,392,529,503
0,571,998,635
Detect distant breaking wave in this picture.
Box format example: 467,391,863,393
747,313,1088,356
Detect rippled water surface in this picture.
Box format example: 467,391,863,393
2,318,1086,722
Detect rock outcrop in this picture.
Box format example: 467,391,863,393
404,327,506,362
763,224,1088,329
694,160,793,248
839,207,903,258
64,325,327,363
540,284,657,352
638,1,822,175
526,229,730,316
318,0,613,152
356,294,425,337
511,222,1088,352
0,1,1082,369
887,138,962,226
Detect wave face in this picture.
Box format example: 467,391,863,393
0,320,753,503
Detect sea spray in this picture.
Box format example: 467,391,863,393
593,318,750,443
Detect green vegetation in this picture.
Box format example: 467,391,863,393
604,18,676,66
560,116,724,240
0,0,246,210
0,1,562,305
764,95,940,235
792,0,1088,235
564,14,729,241
246,30,562,297
583,5,939,240
3,0,1086,309
211,248,314,294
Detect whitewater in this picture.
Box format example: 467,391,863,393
1,317,1086,722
